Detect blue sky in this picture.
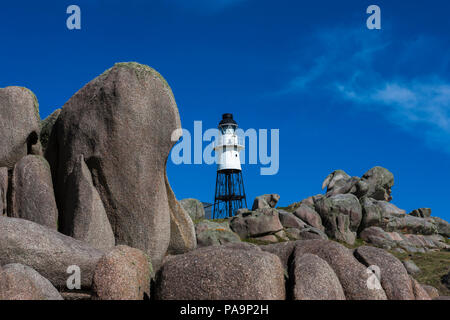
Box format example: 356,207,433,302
1,0,449,220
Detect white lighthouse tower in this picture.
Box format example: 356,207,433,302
213,114,247,219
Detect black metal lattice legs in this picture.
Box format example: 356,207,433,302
213,170,247,219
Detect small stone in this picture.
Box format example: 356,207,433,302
402,260,421,275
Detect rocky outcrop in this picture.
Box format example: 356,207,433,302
383,214,437,235
293,204,324,231
410,208,431,218
62,155,115,250
195,220,240,247
294,240,387,300
322,170,360,197
180,198,205,221
262,240,407,300
430,216,450,238
315,194,361,245
296,167,450,252
11,155,58,229
359,197,385,230
278,210,307,229
230,208,283,239
92,246,151,300
322,167,394,202
0,216,104,288
290,253,346,300
155,243,285,300
0,87,42,169
0,264,63,300
354,246,415,300
359,167,394,201
252,194,280,210
359,197,409,231
360,226,448,252
46,62,185,269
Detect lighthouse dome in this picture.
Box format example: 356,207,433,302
219,113,237,127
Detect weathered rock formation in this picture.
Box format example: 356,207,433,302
46,62,193,268
286,166,450,250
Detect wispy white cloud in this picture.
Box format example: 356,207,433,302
340,80,450,149
282,27,450,154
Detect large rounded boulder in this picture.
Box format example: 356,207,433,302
47,62,194,268
290,253,346,300
92,245,152,300
10,155,58,229
155,243,285,300
0,216,104,288
294,240,387,300
230,208,283,239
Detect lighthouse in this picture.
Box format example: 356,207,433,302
213,113,247,219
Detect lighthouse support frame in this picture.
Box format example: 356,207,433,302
213,169,247,219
